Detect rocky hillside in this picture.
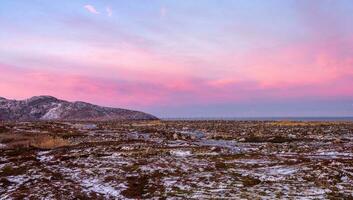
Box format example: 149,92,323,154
0,96,158,121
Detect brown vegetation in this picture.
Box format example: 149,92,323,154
0,133,70,149
30,135,70,149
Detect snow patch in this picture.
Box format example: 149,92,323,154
267,166,298,175
41,103,62,120
235,159,272,164
317,151,353,157
73,123,97,130
7,175,28,184
37,151,53,162
170,150,192,157
81,178,123,197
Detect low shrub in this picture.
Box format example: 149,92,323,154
242,176,261,187
0,125,9,133
0,165,26,177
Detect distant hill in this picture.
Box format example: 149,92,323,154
0,96,158,121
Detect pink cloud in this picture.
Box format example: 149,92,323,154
2,29,353,109
1,60,353,110
84,5,99,14
212,34,353,90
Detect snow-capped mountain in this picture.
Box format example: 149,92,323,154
0,96,158,121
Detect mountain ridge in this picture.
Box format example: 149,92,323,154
0,95,158,121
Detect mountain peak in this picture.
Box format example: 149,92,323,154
27,95,58,101
0,97,8,103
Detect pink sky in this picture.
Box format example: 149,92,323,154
1,1,353,117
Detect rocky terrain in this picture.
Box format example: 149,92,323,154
0,96,157,121
1,120,353,199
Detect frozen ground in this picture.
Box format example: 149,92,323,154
0,120,353,199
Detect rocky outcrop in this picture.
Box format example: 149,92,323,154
0,96,158,121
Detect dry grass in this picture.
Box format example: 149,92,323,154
269,121,343,127
30,135,70,149
0,133,32,148
0,133,70,149
130,120,162,127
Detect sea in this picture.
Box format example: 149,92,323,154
162,117,353,122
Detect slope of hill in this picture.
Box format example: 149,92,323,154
0,96,158,121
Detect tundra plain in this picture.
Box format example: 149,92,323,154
0,120,353,199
